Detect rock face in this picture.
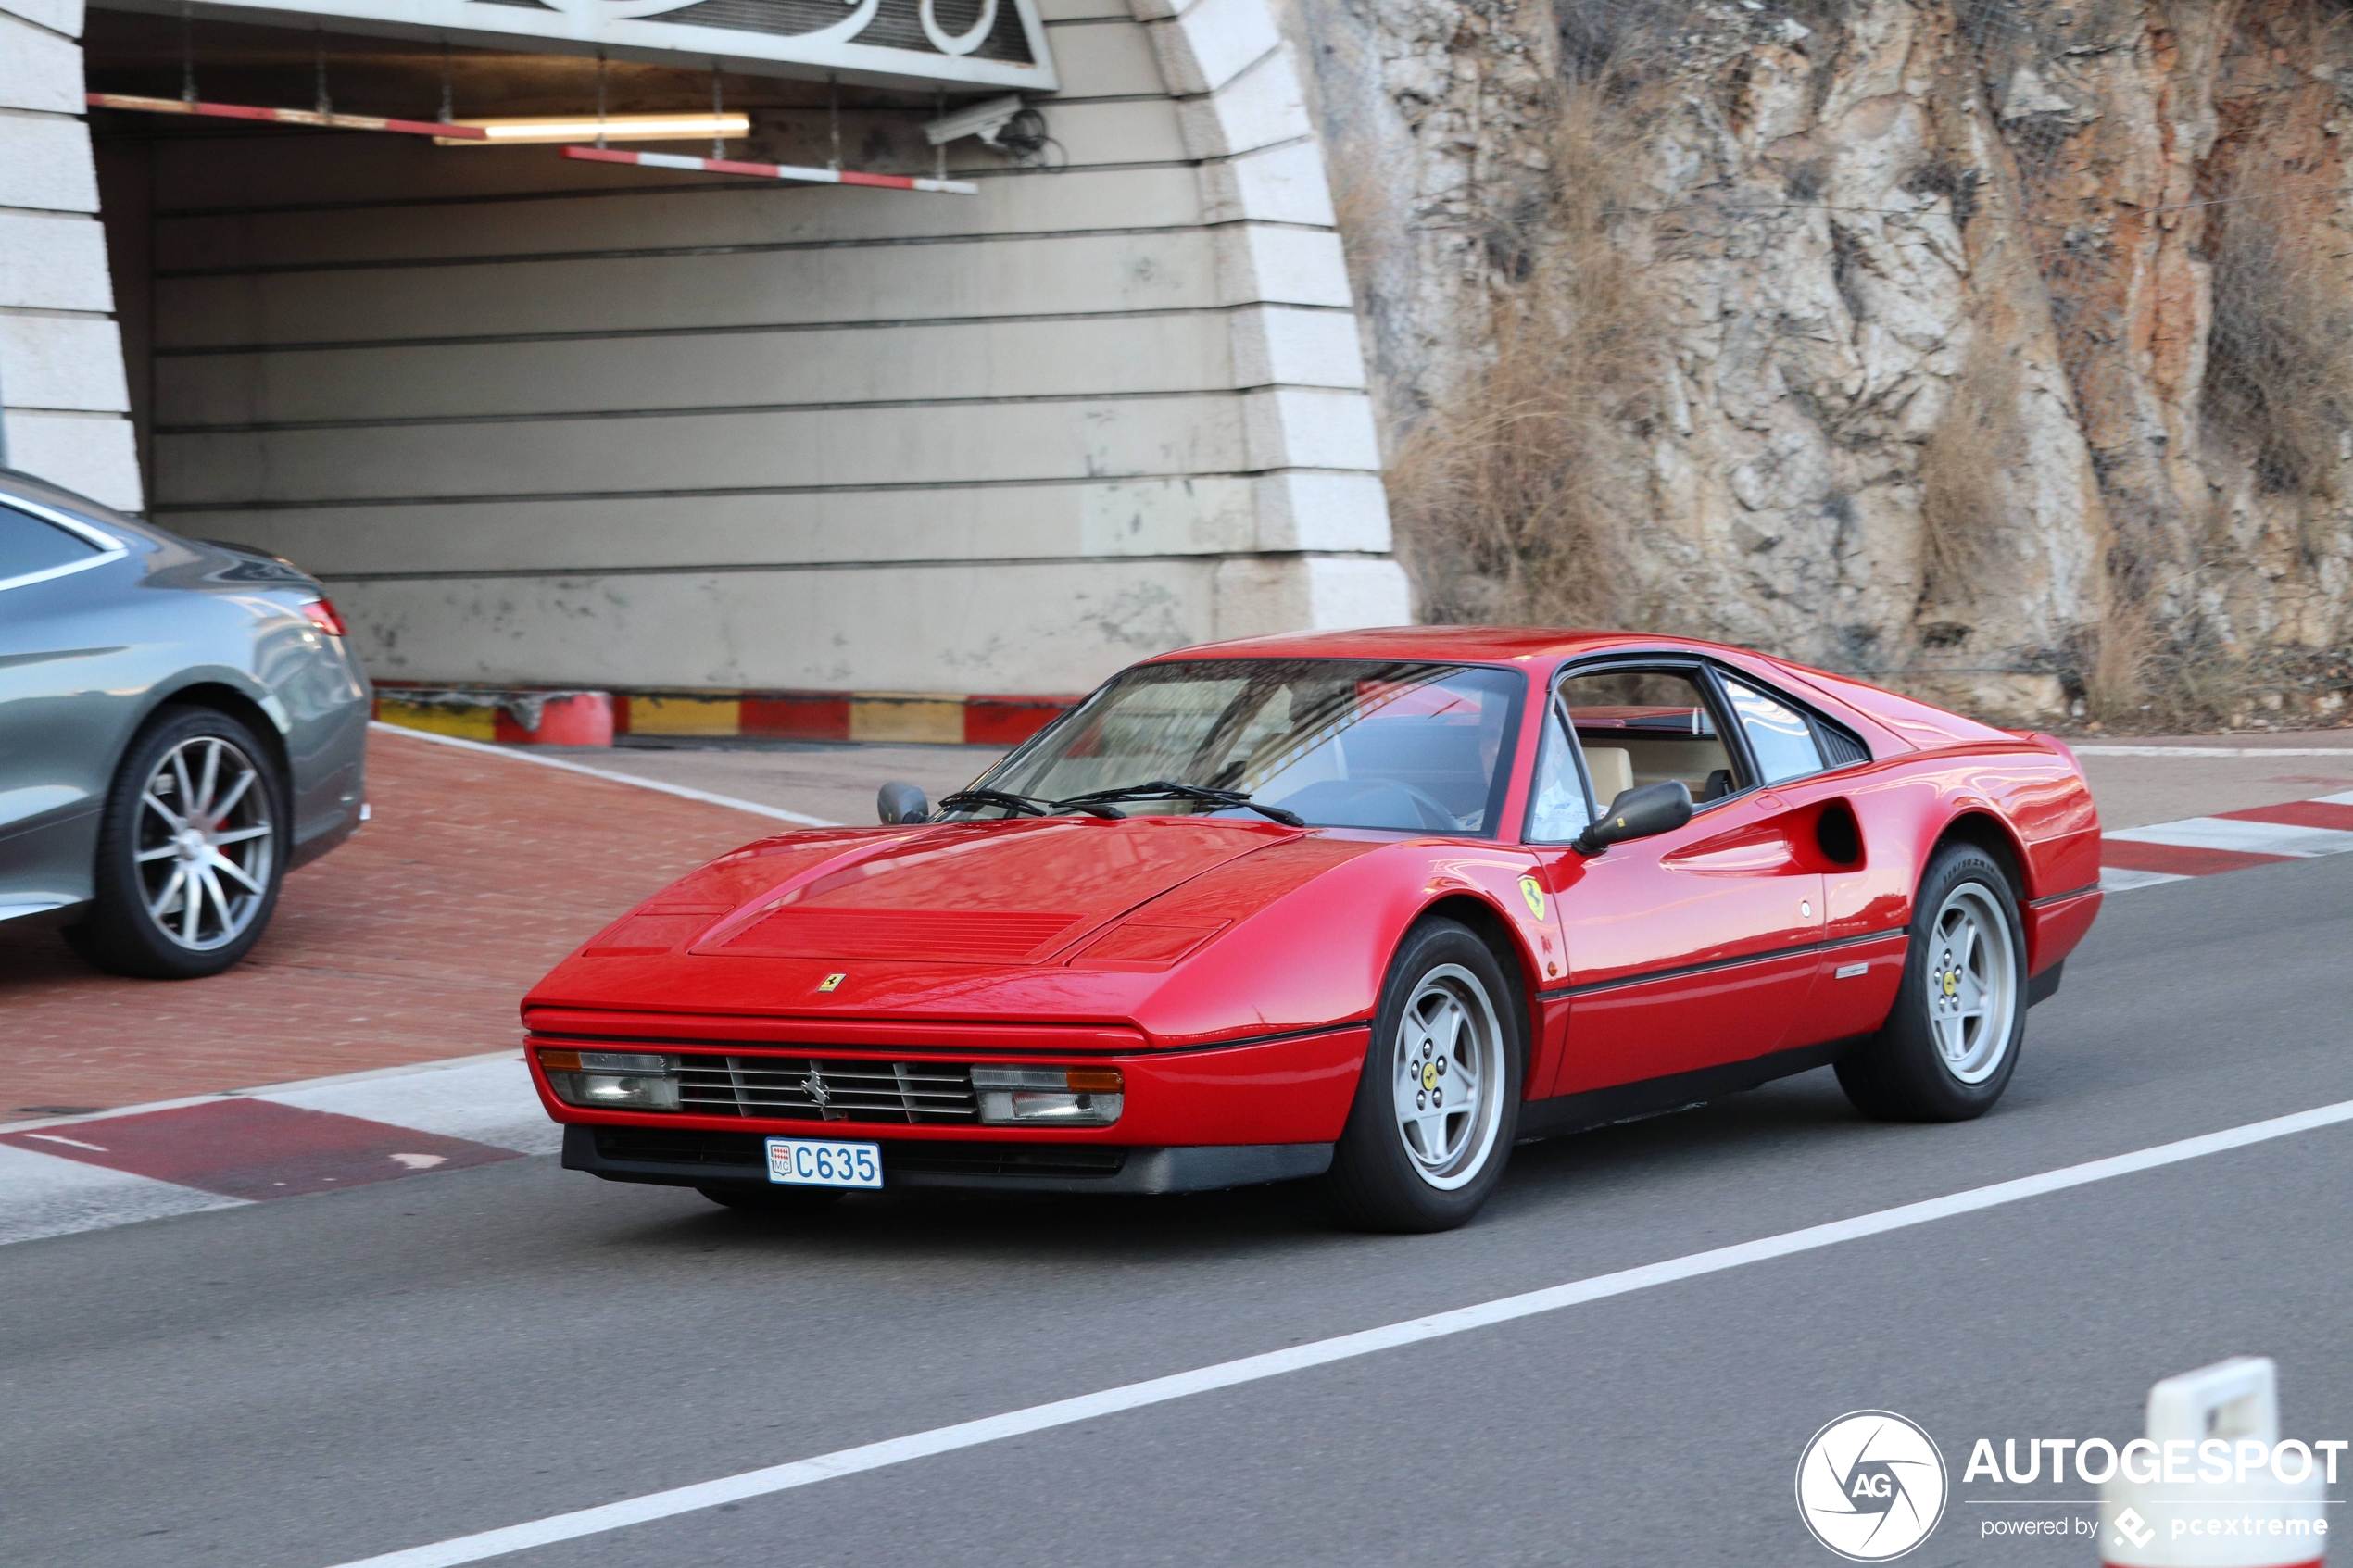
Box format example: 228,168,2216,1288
1288,0,2353,723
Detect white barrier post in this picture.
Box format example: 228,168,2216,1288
2101,1358,2327,1567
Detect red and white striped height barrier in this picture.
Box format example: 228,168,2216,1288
84,92,487,139
561,144,977,194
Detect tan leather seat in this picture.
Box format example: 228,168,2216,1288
1585,746,1633,808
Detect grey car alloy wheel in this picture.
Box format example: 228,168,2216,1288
136,734,276,951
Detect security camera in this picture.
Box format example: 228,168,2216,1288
923,94,1026,146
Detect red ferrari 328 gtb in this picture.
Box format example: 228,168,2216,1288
524,628,2102,1232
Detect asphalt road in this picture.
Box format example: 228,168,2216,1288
8,857,2353,1568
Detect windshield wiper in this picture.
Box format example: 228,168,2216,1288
935,788,1121,820
1051,781,1306,828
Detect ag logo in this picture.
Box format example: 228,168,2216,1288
1795,1411,1947,1561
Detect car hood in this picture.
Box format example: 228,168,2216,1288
525,819,1401,1039
578,815,1298,964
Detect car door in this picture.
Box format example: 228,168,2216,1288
1712,666,1908,1047
1526,661,1826,1098
0,497,133,917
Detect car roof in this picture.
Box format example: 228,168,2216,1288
1142,625,1749,667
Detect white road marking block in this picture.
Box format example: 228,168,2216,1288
319,1096,2353,1568
0,1052,552,1246
259,1058,560,1156
2104,817,2353,858
0,1142,245,1247
2099,867,2190,892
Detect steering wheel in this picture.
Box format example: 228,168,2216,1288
1388,781,1465,831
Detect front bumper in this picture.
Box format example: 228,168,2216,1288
530,1023,1370,1157
563,1124,1335,1195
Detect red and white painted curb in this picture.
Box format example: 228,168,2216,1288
2101,791,2353,891
86,92,487,139
0,1053,553,1248
561,144,979,194
371,684,1076,747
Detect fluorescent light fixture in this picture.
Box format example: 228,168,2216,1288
435,112,751,146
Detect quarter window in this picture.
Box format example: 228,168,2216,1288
1719,675,1826,784
0,504,99,586
1525,705,1595,843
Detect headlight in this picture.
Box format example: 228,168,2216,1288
970,1066,1124,1127
539,1048,680,1111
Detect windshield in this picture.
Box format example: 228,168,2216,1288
957,659,1526,834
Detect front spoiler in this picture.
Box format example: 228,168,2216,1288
561,1124,1333,1196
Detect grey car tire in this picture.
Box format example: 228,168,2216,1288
66,706,289,980
1321,918,1524,1234
1835,844,2027,1122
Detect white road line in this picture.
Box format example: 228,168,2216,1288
2073,746,2353,757
323,1096,2353,1568
369,722,837,827
2104,817,2353,858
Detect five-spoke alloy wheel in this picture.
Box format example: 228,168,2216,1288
69,707,289,979
1836,843,2027,1121
1325,917,1524,1232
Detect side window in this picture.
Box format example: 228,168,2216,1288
1525,704,1594,843
0,505,99,586
1555,668,1745,806
1719,675,1825,784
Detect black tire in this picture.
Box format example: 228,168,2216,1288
1321,918,1525,1233
698,1185,848,1216
65,707,289,980
1836,844,2027,1122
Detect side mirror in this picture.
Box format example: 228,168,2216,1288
1573,779,1692,855
877,781,931,824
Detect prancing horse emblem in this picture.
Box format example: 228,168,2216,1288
800,1069,840,1119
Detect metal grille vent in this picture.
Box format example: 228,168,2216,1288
674,1052,978,1123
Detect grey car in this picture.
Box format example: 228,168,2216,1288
0,468,371,978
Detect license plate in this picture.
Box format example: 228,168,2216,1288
765,1136,882,1189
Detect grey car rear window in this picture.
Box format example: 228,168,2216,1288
0,504,99,584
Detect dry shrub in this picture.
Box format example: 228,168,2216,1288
1917,347,2028,598
1386,84,1662,628
2204,209,2353,517
2082,588,2156,721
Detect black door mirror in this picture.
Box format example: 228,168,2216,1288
1573,779,1692,855
877,781,931,824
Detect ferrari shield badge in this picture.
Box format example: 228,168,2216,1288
818,972,846,992
1517,874,1547,922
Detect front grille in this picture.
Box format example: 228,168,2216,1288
673,1052,979,1123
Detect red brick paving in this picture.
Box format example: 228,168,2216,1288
0,730,778,1121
